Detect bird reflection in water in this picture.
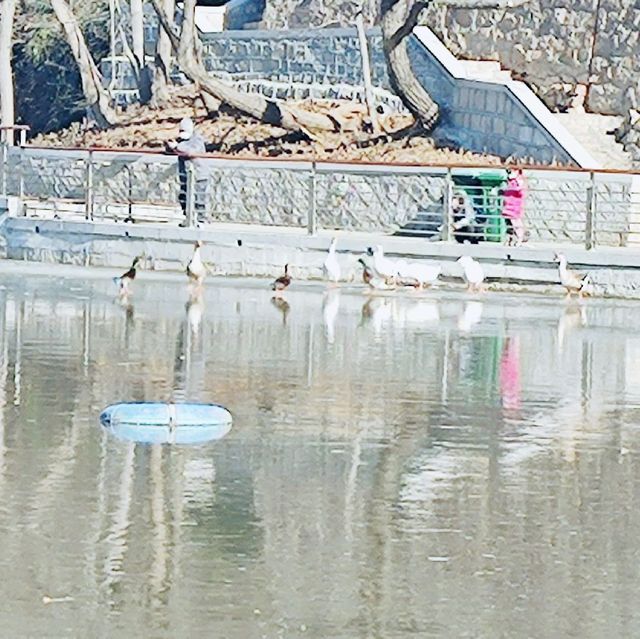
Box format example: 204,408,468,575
458,300,483,333
271,296,290,327
322,288,340,344
360,296,392,336
557,301,587,353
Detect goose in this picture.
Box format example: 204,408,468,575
323,237,341,284
457,256,484,292
186,240,206,285
113,256,141,297
271,264,292,295
554,253,590,297
358,258,393,290
367,245,397,283
395,260,441,288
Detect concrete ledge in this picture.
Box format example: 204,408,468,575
3,217,640,298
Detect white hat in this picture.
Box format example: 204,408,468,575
178,117,194,140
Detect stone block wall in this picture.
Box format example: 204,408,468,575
261,0,640,118
199,28,389,87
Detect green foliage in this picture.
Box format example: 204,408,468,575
13,0,111,134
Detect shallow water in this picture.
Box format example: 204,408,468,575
1,265,640,638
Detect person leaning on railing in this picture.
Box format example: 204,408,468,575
165,117,208,227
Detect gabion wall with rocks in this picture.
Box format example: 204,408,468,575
2,147,638,247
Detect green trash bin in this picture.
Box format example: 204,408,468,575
454,170,508,243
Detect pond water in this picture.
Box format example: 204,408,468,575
1,264,640,638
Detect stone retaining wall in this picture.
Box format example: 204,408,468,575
261,0,639,118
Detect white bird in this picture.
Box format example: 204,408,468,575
186,240,207,286
367,245,397,283
322,237,341,284
395,260,441,288
457,256,485,292
554,253,590,297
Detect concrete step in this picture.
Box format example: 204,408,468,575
460,60,512,83
554,113,632,170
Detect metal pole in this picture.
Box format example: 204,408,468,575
17,144,24,207
85,150,94,221
307,162,317,235
0,142,6,196
442,168,453,242
585,171,596,250
355,13,380,134
185,164,196,228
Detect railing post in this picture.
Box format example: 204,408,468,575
85,150,94,221
185,163,196,228
17,144,24,204
307,161,317,235
442,168,453,242
585,171,596,250
0,141,6,197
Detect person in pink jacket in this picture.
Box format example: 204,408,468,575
501,168,527,246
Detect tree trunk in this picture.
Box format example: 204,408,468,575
130,0,151,103
50,0,119,128
380,0,439,130
150,0,174,107
0,0,18,145
149,0,351,133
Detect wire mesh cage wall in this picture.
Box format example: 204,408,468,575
203,160,312,227
315,166,448,234
524,171,590,245
3,145,640,249
6,147,87,201
91,153,179,221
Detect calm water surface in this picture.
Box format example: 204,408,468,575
1,263,640,638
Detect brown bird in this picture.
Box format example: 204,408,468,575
114,256,141,296
271,264,291,295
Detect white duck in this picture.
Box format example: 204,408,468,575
457,256,484,292
322,237,341,285
367,245,397,283
186,240,207,286
554,253,590,297
395,260,441,288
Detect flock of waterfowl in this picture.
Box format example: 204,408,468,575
113,239,592,299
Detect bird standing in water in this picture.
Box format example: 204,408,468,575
554,253,590,298
186,240,207,287
114,256,141,297
271,264,291,297
323,237,341,285
457,256,485,293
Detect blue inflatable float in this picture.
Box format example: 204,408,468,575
100,402,232,444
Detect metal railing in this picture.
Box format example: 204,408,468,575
1,143,639,249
